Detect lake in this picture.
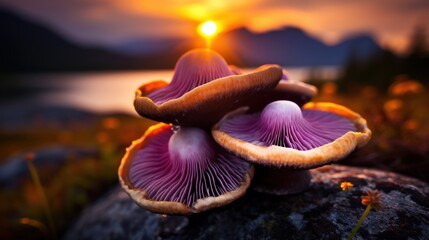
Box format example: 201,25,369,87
2,67,338,116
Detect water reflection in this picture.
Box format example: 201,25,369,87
37,71,172,115
2,67,338,115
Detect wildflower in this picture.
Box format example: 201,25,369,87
340,181,354,191
321,82,337,95
24,152,35,162
348,189,383,240
102,117,119,129
96,131,110,144
403,119,418,131
383,99,403,122
20,217,49,236
388,75,423,96
361,189,383,210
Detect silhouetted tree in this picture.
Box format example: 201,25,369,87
405,25,429,83
407,25,428,56
337,24,429,93
337,48,401,93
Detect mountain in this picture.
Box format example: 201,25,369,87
114,38,186,55
112,27,382,68
210,27,381,67
0,8,185,72
0,7,382,72
0,8,126,72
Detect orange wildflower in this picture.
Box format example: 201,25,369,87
361,190,383,211
340,181,354,191
24,152,35,162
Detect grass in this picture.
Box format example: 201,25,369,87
25,153,57,240
0,114,155,239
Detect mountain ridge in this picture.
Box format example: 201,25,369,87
0,7,382,72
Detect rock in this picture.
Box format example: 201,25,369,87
64,165,429,240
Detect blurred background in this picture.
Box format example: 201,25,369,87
0,0,428,239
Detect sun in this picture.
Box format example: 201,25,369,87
198,21,218,38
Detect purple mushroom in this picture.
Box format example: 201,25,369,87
118,123,254,214
212,100,371,194
243,67,318,112
133,49,283,127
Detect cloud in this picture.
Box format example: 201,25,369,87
0,0,195,45
0,0,427,51
244,0,429,51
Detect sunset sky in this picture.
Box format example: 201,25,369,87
1,0,428,53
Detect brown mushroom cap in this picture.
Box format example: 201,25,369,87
119,123,254,215
239,66,317,112
245,79,318,112
133,49,283,127
212,101,371,169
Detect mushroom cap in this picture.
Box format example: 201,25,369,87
212,100,371,169
133,49,283,127
118,123,254,215
242,66,318,112
248,79,318,111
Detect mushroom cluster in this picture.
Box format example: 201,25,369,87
119,48,371,214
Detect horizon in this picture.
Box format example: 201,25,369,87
1,0,428,53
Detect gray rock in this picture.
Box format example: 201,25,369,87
65,165,429,240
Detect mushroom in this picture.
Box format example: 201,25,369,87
133,49,283,128
212,100,371,194
244,67,318,112
118,123,254,214
233,66,318,115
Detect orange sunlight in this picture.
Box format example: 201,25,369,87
198,21,218,38
198,20,219,48
122,0,426,53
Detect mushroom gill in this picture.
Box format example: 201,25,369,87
213,100,371,168
212,101,371,194
212,100,371,195
119,123,254,214
217,100,357,150
146,49,234,105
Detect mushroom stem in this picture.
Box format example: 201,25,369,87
253,166,311,195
